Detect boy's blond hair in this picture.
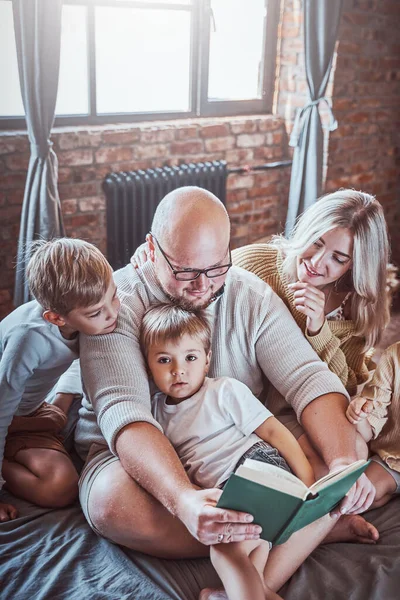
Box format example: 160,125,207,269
140,303,212,357
26,238,113,315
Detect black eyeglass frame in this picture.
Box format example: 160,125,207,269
150,233,232,282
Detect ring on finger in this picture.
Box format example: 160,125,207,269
217,533,224,543
224,523,233,543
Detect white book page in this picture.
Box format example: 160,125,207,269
310,460,367,494
235,459,308,500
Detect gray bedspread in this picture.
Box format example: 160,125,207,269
1,487,399,599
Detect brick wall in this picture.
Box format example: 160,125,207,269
0,116,291,318
277,0,400,267
1,0,399,319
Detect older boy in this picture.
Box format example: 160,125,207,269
0,238,119,521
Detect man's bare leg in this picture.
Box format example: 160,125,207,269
297,433,379,544
87,458,211,558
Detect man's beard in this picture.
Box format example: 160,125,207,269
160,281,224,311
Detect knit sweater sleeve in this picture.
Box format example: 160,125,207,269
362,345,395,439
0,328,46,489
232,244,285,299
79,297,162,455
305,322,370,394
254,286,349,421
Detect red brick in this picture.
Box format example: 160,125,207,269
61,199,78,215
0,173,27,188
176,126,199,140
58,167,73,184
258,119,285,132
101,130,140,145
225,149,254,164
253,147,285,160
95,146,134,164
0,136,29,155
237,134,265,149
134,144,171,160
7,190,24,206
65,213,100,228
58,149,94,167
230,120,259,134
204,137,235,153
170,141,204,155
227,174,254,190
79,196,106,212
200,124,230,138
55,131,103,150
59,181,99,200
140,129,175,143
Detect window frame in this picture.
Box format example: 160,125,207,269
0,0,280,130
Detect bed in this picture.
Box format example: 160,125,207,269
1,481,400,600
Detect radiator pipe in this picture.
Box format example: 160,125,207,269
227,160,292,175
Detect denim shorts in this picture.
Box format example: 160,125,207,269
220,440,291,489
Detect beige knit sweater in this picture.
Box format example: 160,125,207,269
362,343,400,472
232,243,371,396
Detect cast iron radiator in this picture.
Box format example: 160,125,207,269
103,160,228,270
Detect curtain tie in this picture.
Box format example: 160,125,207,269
289,96,338,148
30,140,54,159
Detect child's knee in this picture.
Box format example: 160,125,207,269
37,472,79,507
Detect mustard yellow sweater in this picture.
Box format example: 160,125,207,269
232,243,371,396
362,343,400,471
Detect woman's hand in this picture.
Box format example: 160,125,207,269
288,282,326,335
130,242,150,270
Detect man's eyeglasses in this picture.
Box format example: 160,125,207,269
150,233,232,282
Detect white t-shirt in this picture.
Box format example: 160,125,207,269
152,376,273,489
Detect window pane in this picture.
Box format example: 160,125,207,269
208,0,266,101
95,7,191,114
0,1,24,117
115,0,191,4
56,5,89,116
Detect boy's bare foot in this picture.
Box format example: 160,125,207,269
0,501,18,522
199,589,227,600
323,514,379,544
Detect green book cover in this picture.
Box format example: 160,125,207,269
217,459,369,545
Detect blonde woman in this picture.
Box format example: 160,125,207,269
233,190,391,400
233,190,394,509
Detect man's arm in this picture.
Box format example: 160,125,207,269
116,422,261,545
254,289,375,512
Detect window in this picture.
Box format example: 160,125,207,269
0,0,279,128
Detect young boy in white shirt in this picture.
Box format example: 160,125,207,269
0,238,120,522
140,303,315,600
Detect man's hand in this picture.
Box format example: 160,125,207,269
346,397,373,425
332,472,376,516
176,488,261,545
0,501,18,522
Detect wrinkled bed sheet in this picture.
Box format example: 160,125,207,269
1,487,400,600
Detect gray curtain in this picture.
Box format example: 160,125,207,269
13,0,64,306
285,0,343,236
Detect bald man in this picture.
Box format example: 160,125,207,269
75,187,375,586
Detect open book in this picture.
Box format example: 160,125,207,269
217,459,369,545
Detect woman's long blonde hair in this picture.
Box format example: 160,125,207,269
272,189,390,348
